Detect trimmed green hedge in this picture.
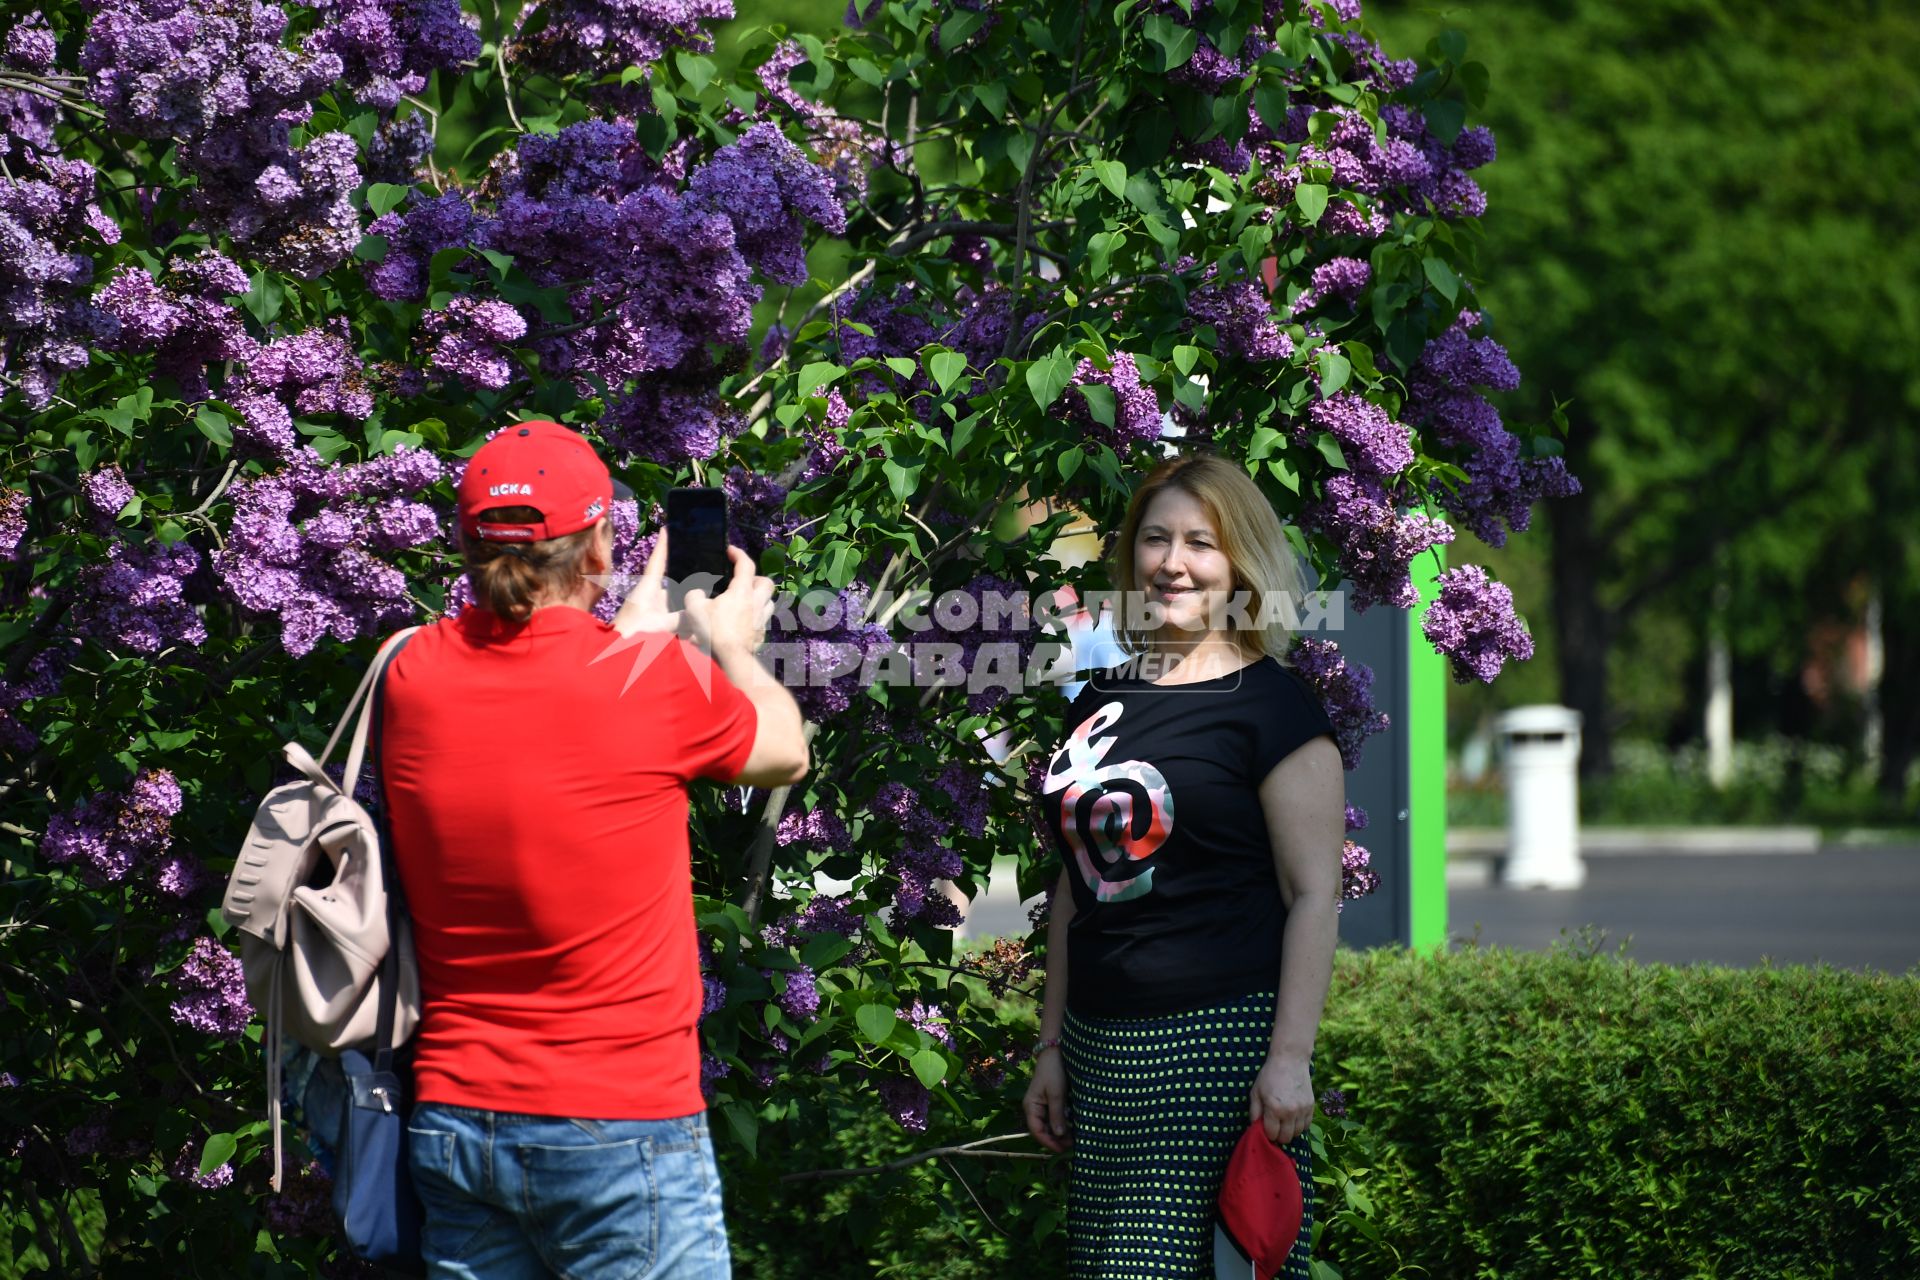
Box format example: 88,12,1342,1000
1317,942,1920,1279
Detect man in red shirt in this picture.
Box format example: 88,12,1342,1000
382,420,808,1279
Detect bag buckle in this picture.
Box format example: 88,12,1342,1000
371,1085,393,1113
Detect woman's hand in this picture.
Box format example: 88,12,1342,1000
1249,1054,1314,1145
1024,1050,1072,1154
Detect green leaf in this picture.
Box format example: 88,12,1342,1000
797,362,846,399
1422,97,1467,145
1422,256,1460,303
719,1100,758,1158
1057,446,1085,481
1025,353,1073,411
1172,344,1201,376
1312,432,1348,470
939,8,988,51
365,182,410,217
1318,350,1351,397
855,1002,897,1046
674,52,715,94
929,350,967,394
1142,14,1199,70
1254,83,1290,136
848,56,885,87
1077,382,1116,428
1344,341,1379,381
1248,426,1283,461
763,1002,782,1031
910,1048,948,1089
973,80,1007,117
479,248,515,277
884,458,923,503
1092,159,1127,199
198,1133,237,1177
1295,183,1328,225
194,405,232,449
1268,456,1301,494
884,356,918,380
822,541,858,589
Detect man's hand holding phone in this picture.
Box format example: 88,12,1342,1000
681,545,774,657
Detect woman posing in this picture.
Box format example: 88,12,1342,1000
1024,451,1346,1279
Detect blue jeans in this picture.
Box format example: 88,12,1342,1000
407,1102,731,1280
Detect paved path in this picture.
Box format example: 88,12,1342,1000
962,846,1920,975
1449,846,1920,973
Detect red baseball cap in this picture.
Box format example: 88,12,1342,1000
457,420,633,543
1216,1122,1304,1280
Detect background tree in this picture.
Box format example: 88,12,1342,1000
1369,0,1920,785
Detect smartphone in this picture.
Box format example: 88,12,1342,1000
665,487,730,606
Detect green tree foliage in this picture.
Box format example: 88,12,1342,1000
1370,0,1920,782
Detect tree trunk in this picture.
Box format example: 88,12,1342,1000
1875,580,1918,802
1548,480,1615,778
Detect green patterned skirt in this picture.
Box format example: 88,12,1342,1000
1062,990,1314,1280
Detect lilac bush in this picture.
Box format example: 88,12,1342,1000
0,0,1566,1265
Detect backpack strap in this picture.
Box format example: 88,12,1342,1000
368,630,419,1069
337,627,423,801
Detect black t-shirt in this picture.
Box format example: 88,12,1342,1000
1042,655,1335,1019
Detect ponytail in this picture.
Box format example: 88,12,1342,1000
460,506,601,623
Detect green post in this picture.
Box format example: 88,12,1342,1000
1406,549,1448,950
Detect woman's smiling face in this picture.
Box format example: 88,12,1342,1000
1133,486,1236,638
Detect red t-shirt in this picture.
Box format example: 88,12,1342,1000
380,606,757,1120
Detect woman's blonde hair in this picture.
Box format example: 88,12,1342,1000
459,506,602,624
1110,451,1308,661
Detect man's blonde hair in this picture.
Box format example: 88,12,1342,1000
1110,451,1309,661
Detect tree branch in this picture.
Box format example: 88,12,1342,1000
779,1132,1046,1183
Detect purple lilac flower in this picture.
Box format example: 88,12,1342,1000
723,467,801,560
80,466,135,522
424,298,528,390
0,154,121,408
70,540,206,654
1344,804,1368,832
1338,840,1380,911
0,489,27,558
900,998,954,1048
1420,565,1535,684
1319,1088,1349,1119
777,806,852,852
168,936,252,1039
876,1075,930,1133
944,286,1041,367
775,965,820,1021
1188,276,1292,362
764,584,895,722
507,0,734,88
5,11,56,71
1061,353,1162,453
1294,257,1371,313
699,1051,731,1101
1302,472,1454,612
601,377,734,466
169,1142,235,1189
226,323,374,459
302,0,480,111
97,256,258,401
83,0,362,276
1307,392,1413,478
65,1114,110,1156
686,123,847,287
701,974,726,1018
364,112,435,186
364,191,477,301
1288,637,1388,771
795,893,861,938
266,1161,337,1236
213,447,444,656
936,763,990,840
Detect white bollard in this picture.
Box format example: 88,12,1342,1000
1496,705,1585,889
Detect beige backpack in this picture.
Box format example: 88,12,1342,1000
220,627,422,1188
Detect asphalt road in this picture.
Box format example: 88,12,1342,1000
1448,846,1920,974
961,846,1920,975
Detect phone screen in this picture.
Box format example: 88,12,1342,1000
666,487,730,600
